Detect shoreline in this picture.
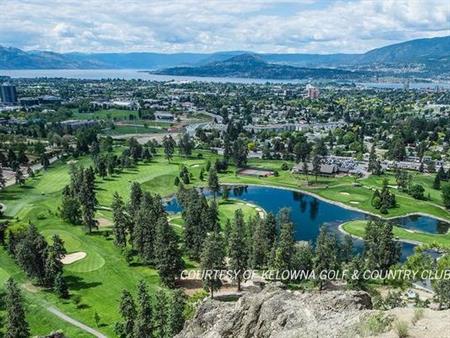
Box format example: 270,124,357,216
337,222,423,246
221,182,450,224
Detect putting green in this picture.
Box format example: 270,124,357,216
64,250,105,273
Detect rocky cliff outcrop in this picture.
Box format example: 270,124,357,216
176,285,373,338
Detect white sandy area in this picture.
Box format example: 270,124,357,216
61,252,87,265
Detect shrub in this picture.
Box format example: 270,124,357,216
394,320,409,338
411,307,424,325
358,312,393,336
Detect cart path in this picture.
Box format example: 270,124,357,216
46,306,107,338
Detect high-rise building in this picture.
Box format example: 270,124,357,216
0,83,18,104
305,84,320,99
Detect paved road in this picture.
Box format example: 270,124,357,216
47,307,108,338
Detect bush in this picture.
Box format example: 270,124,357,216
394,320,409,338
411,307,424,325
358,312,393,336
281,162,289,171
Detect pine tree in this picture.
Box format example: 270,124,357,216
133,193,156,263
14,224,48,284
364,219,401,272
206,200,219,231
44,244,64,287
344,255,366,290
111,192,129,248
162,135,176,162
116,290,136,338
314,227,339,290
128,182,143,237
183,190,207,259
274,216,295,271
80,167,97,232
54,273,69,299
134,280,153,337
312,155,321,183
155,217,185,288
433,173,441,190
178,133,193,158
340,234,354,263
0,165,6,188
228,210,248,291
251,216,270,268
200,230,225,298
60,185,82,224
166,289,186,337
4,278,30,338
208,167,220,200
153,289,168,338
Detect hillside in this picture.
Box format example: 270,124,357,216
153,53,365,80
357,36,450,64
0,36,448,76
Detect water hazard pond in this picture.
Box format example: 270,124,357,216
166,185,449,261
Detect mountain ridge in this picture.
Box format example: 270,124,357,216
152,53,366,80
0,36,449,75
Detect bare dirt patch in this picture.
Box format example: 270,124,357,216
61,252,87,265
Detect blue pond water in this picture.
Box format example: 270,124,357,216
165,185,448,261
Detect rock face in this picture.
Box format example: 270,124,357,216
176,285,373,338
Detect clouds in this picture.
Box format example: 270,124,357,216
0,0,449,53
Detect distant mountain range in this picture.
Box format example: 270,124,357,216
153,53,366,80
0,36,449,78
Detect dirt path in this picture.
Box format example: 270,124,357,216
46,307,107,338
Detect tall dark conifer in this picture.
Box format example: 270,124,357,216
4,278,30,338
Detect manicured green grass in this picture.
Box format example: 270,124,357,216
168,199,262,229
102,125,165,136
342,220,450,248
217,199,262,223
72,108,138,121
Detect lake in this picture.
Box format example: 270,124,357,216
166,185,449,260
1,69,449,89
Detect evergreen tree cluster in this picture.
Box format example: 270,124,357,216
2,278,30,338
6,225,69,297
115,281,186,338
371,179,396,214
112,183,185,287
60,165,98,232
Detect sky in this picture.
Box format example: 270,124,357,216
1,0,449,54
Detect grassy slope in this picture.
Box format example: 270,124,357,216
342,220,450,248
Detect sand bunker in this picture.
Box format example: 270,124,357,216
61,252,87,265
349,201,360,205
339,192,350,196
97,217,112,228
